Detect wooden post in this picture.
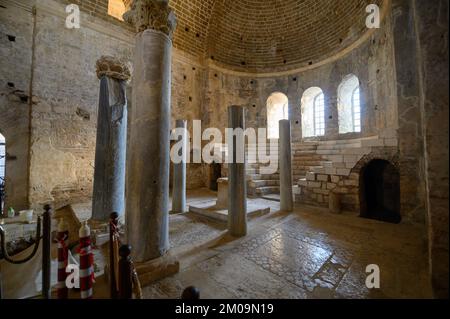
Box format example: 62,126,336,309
42,204,52,299
118,245,132,299
109,212,119,299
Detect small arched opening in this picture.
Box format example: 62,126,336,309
338,74,361,134
360,159,401,223
301,87,325,138
266,92,289,139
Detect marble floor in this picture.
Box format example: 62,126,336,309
141,189,432,299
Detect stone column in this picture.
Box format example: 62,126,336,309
227,105,247,237
92,56,131,222
279,120,293,211
171,120,187,214
124,0,177,262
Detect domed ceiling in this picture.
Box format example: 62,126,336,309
129,0,385,72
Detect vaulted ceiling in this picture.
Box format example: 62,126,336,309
129,0,385,72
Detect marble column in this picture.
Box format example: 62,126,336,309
279,120,294,211
92,56,131,222
172,120,187,214
124,0,177,262
227,105,247,237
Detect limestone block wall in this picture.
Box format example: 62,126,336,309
0,1,33,211
1,0,207,209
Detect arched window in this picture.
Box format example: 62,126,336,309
108,0,126,21
338,74,361,133
301,87,325,138
0,133,5,213
266,92,289,139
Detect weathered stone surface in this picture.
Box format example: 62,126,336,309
279,120,293,212
91,75,128,221
96,56,132,81
124,0,177,38
171,119,187,214
227,106,247,237
126,29,172,262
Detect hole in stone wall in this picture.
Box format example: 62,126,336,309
7,35,15,42
20,95,28,103
241,61,246,66
7,82,14,88
185,27,189,32
196,33,200,38
360,159,401,224
76,107,90,121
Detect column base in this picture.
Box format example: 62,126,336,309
134,252,180,287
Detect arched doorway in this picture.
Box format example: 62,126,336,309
266,92,289,139
0,132,5,214
360,159,401,223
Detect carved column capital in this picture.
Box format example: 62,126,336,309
124,0,177,38
96,56,132,81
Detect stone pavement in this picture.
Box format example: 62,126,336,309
142,190,432,299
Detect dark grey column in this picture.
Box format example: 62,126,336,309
124,0,177,262
92,56,130,222
227,105,247,237
279,119,293,211
172,120,187,214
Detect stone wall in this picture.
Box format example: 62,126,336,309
0,0,206,209
0,1,33,211
413,0,449,298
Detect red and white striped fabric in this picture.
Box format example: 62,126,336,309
57,219,69,299
79,222,94,299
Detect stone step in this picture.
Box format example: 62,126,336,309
255,186,280,195
248,173,280,180
249,180,280,188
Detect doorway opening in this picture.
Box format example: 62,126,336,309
360,159,401,223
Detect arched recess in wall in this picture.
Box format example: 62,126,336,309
338,74,361,134
266,92,289,139
301,87,325,138
0,132,5,213
108,0,126,21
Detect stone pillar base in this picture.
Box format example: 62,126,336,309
134,252,180,287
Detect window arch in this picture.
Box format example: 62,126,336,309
266,92,289,139
301,87,325,138
338,74,361,133
108,0,126,21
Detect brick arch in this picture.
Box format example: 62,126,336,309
351,150,400,175
351,149,401,221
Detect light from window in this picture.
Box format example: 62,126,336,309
108,0,126,21
338,74,361,134
352,87,361,132
314,93,325,136
266,92,289,139
301,87,325,138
